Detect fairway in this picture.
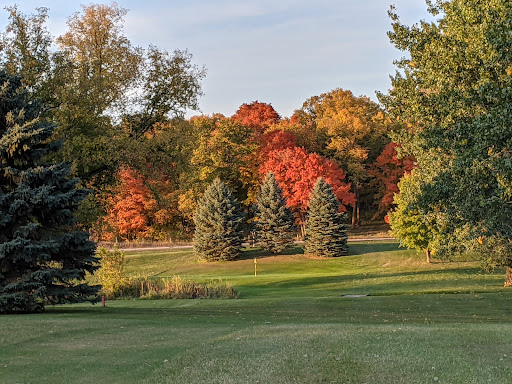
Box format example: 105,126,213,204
2,241,512,384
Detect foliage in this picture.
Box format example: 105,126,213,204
0,71,99,313
193,178,245,261
231,100,280,134
261,146,354,230
294,88,394,226
190,116,256,203
103,167,157,241
380,0,512,278
255,172,296,254
0,6,52,97
304,178,349,257
0,3,206,187
96,247,127,296
110,275,238,300
388,172,434,261
370,142,415,218
259,129,297,158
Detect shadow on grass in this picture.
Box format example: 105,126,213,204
239,245,304,260
240,242,401,260
347,241,401,256
245,266,500,292
43,292,512,325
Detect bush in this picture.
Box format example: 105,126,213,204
96,247,128,297
103,275,238,299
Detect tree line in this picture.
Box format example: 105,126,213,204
0,3,410,243
1,0,512,313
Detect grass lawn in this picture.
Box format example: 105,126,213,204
1,241,511,383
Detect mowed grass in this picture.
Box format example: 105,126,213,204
1,241,512,384
123,241,506,297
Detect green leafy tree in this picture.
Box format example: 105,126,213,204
193,178,245,261
379,0,512,283
0,6,52,98
0,4,206,232
190,115,256,204
0,71,99,313
255,172,296,254
388,172,434,263
304,178,349,257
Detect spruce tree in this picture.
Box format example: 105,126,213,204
193,178,245,261
255,172,296,254
0,71,100,313
305,178,349,257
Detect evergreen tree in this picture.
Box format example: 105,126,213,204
255,172,296,254
305,178,349,257
193,178,245,261
0,71,100,313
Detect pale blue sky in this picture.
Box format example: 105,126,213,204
1,1,434,118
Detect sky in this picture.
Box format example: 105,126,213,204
0,1,434,118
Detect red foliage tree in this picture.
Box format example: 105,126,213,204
232,101,281,134
104,167,157,240
260,146,355,235
370,142,415,218
260,129,297,158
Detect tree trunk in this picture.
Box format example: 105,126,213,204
505,267,512,287
300,223,306,240
356,199,361,227
426,249,431,263
351,201,357,228
351,184,360,228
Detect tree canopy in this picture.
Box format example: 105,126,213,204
380,0,512,281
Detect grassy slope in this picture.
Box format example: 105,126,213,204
1,241,511,384
123,242,506,297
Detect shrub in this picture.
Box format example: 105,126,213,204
103,275,238,299
96,247,128,297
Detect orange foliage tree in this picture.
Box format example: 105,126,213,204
104,167,157,240
260,146,355,236
370,142,415,218
232,101,281,134
259,129,297,158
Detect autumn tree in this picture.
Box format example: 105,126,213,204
304,178,349,257
232,101,281,134
104,167,157,241
190,115,256,204
261,146,354,237
193,179,245,261
295,88,392,227
255,173,296,254
0,4,206,232
0,71,99,313
380,1,512,281
259,129,297,158
370,142,415,219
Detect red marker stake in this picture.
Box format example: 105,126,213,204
102,295,106,307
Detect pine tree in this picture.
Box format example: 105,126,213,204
255,172,296,254
0,70,100,313
193,178,245,261
305,178,349,257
